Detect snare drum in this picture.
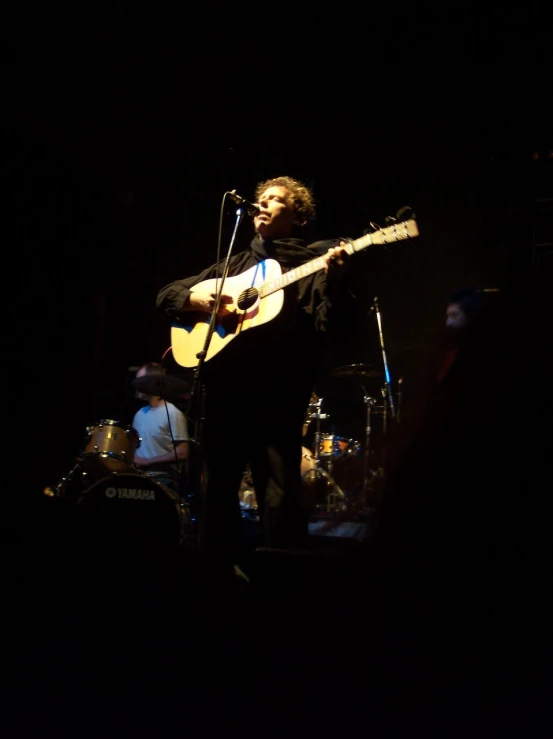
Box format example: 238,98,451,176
318,435,354,457
82,420,141,477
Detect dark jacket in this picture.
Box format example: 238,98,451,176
156,236,356,405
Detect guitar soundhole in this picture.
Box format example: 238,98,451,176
237,287,258,311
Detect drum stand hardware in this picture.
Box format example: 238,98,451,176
306,397,346,512
43,456,90,498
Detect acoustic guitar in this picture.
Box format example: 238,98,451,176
171,219,419,368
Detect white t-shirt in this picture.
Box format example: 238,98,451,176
132,401,188,460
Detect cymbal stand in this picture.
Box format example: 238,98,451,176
309,399,345,512
396,377,403,424
359,389,380,509
380,384,388,435
373,296,395,421
302,393,319,438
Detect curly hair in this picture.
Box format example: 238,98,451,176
254,176,316,225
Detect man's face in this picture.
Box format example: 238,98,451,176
253,185,298,240
445,302,467,329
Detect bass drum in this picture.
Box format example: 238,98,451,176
77,473,182,546
300,447,330,508
300,446,316,476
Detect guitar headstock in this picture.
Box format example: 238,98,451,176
370,219,419,244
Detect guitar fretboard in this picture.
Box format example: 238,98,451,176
259,220,417,298
259,255,333,298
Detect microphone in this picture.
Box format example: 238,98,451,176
228,190,261,216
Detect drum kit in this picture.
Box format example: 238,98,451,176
46,355,397,537
238,362,394,520
44,372,196,544
45,414,189,546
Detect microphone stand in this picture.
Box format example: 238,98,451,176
187,205,248,533
359,387,377,509
309,398,345,512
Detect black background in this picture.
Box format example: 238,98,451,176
4,4,552,493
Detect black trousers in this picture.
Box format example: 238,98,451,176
196,383,309,565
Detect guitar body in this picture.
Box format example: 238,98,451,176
171,259,285,368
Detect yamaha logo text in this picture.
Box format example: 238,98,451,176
105,486,156,501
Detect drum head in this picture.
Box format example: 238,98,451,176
78,473,181,546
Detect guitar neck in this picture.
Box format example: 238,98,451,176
259,219,418,298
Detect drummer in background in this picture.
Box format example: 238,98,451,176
131,362,190,496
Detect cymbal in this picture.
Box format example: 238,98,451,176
331,364,383,380
132,375,191,399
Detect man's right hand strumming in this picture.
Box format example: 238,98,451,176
186,291,234,314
